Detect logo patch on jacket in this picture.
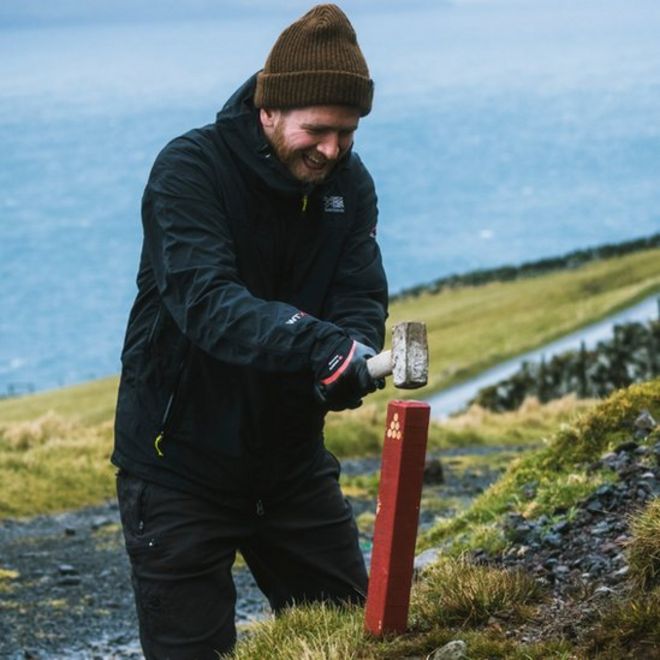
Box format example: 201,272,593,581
323,195,345,213
285,311,307,325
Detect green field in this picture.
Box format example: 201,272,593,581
0,247,658,517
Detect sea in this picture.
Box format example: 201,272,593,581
1,0,660,394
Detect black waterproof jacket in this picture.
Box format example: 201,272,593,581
112,75,388,500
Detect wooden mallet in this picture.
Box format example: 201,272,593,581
363,321,431,637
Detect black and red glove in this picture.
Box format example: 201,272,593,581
314,339,384,411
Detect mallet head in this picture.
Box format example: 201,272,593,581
392,321,428,389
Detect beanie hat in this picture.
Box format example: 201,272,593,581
254,4,374,116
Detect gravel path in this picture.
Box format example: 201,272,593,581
0,503,270,659
0,446,513,659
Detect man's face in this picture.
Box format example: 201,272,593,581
261,105,360,184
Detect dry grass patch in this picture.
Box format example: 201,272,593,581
229,602,365,660
1,411,77,450
626,498,660,592
0,412,115,518
411,556,545,628
581,588,660,659
438,395,597,446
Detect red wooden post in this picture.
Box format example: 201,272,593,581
364,400,431,636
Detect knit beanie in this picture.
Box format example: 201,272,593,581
254,4,374,116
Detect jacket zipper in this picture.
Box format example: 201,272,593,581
153,348,190,458
145,306,163,351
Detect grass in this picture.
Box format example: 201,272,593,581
230,603,366,660
0,412,115,518
574,501,660,656
432,395,598,449
325,394,598,458
229,558,556,660
627,498,660,592
580,588,660,659
410,556,544,628
1,338,657,653
0,376,118,426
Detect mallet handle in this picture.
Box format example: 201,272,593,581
367,350,392,380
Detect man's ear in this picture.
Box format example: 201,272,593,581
259,108,278,129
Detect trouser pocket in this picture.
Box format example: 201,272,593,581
116,472,153,559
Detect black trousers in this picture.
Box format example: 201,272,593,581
116,451,367,659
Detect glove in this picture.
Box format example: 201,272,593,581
314,339,385,411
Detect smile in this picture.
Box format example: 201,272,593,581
302,153,328,170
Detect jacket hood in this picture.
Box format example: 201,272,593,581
215,74,351,196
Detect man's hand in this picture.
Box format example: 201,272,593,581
314,339,385,411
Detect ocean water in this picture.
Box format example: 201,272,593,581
1,0,660,393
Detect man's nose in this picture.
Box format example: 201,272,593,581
316,133,340,160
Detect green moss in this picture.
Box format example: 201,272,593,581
549,380,660,466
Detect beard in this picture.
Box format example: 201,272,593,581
269,121,340,184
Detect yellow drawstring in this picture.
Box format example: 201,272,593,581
154,432,164,457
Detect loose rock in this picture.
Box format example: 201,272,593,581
428,639,468,659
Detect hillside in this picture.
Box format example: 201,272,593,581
0,243,659,657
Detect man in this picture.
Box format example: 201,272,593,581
112,4,388,657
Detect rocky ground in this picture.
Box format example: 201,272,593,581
488,437,660,648
0,437,656,659
416,433,660,652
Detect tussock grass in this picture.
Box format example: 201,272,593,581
229,603,365,660
627,499,660,592
1,411,77,450
0,412,115,517
411,556,545,628
581,588,660,659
